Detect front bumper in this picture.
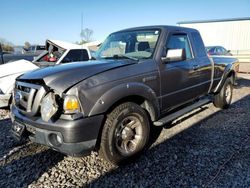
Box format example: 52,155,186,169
0,94,11,108
11,105,104,156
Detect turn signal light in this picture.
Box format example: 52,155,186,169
63,96,80,114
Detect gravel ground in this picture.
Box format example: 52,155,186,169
0,74,249,188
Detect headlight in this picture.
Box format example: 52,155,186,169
63,95,80,114
41,92,58,122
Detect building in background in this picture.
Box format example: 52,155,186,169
83,41,102,51
177,17,250,72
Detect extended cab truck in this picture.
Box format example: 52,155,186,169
0,40,91,108
11,26,238,165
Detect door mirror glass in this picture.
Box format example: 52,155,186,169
162,48,186,62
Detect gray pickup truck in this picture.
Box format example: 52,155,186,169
11,26,238,165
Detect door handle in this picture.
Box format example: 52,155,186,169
193,64,200,70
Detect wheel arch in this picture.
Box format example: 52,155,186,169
214,64,236,93
90,83,160,151
89,82,160,121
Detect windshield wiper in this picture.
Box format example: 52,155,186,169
112,54,138,61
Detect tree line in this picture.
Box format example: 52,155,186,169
0,38,14,52
1,28,94,52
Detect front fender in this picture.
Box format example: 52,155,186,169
88,82,159,120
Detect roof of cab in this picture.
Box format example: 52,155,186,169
112,25,198,34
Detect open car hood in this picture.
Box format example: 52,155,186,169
45,39,84,51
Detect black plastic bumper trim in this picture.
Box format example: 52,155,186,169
11,105,104,143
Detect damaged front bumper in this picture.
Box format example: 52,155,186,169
10,105,104,156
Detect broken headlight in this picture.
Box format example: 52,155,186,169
41,92,58,122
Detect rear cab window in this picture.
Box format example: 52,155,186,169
62,49,89,63
191,32,207,58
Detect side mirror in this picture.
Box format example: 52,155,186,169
161,48,186,63
227,50,231,53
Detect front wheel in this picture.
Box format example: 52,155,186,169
99,102,150,165
213,77,233,109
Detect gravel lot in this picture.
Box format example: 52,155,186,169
0,74,249,188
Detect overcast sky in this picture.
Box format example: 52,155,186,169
1,0,250,45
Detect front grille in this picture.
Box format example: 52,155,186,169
14,81,46,116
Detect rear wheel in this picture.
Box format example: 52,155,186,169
213,77,233,109
99,102,150,165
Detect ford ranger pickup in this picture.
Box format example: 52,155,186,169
10,26,239,164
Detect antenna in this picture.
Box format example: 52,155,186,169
81,12,83,42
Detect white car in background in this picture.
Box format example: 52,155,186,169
0,39,91,108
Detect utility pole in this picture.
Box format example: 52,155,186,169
81,12,83,42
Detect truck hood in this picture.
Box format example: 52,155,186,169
0,59,38,78
18,60,133,93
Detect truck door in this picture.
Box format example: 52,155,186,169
190,32,213,95
159,33,204,112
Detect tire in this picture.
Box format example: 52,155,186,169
213,77,233,109
99,102,150,165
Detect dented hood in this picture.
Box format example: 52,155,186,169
18,60,133,93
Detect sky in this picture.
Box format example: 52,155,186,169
0,0,250,46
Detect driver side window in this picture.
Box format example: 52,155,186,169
166,34,192,60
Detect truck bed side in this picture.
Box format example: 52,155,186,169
210,56,239,93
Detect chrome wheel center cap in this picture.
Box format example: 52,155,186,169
121,127,134,140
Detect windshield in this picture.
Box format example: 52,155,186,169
94,29,160,60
